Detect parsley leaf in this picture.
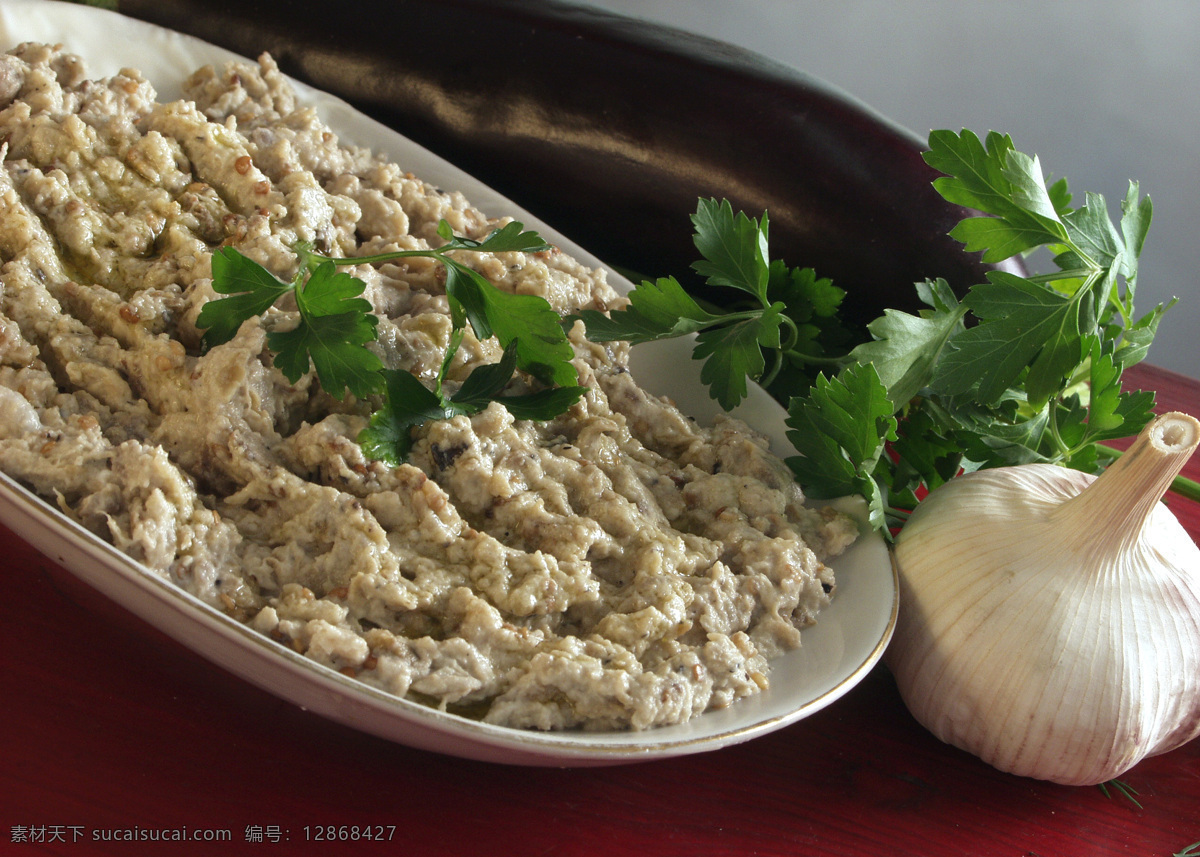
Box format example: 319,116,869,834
358,369,448,464
319,220,579,390
850,278,967,408
690,197,771,301
434,219,554,254
693,303,786,411
930,270,1080,406
196,248,384,400
442,258,578,388
833,129,1167,524
575,276,722,344
773,263,845,321
785,363,897,530
924,129,1068,261
1073,338,1156,447
268,259,384,400
920,131,1159,414
197,246,294,347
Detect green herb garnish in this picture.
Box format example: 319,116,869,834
198,246,386,400
575,198,850,411
359,334,585,464
197,221,585,463
844,129,1168,522
576,131,1176,531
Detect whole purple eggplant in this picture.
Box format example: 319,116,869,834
116,0,1016,322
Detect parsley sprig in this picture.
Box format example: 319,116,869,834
310,222,580,389
789,129,1173,529
196,220,585,464
574,131,1180,531
576,198,852,410
848,130,1170,518
359,333,585,463
199,246,385,399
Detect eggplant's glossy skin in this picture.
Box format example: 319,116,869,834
117,0,1018,321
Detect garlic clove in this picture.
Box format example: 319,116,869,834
886,411,1200,786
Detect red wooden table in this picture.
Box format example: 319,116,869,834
2,361,1198,857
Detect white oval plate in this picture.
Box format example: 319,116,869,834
0,0,897,766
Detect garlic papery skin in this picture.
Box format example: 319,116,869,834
885,411,1200,786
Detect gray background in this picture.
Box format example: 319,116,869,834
586,0,1198,381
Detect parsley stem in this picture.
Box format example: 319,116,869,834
780,349,845,367
777,311,800,354
759,350,785,390
713,308,771,324
320,248,449,266
1025,267,1096,286
1045,401,1072,458
1096,443,1200,503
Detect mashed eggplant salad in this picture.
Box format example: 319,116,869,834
0,43,858,731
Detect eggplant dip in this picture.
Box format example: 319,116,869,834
0,43,857,731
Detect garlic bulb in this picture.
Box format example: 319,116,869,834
886,411,1200,786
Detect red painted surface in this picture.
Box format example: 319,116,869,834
3,362,1198,856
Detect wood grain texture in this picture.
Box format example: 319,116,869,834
3,363,1198,857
